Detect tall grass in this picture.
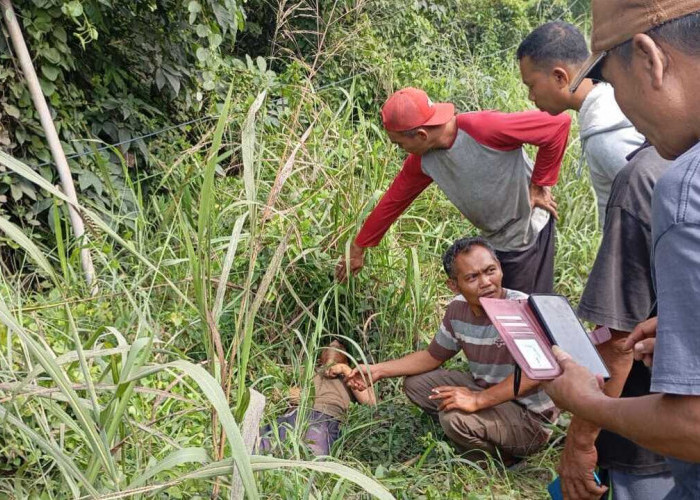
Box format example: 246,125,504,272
0,1,598,498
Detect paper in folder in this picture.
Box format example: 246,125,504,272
479,294,611,380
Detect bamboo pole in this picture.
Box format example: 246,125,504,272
1,0,96,289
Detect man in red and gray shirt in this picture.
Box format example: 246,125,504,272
336,87,571,294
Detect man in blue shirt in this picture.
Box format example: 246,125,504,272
543,1,700,499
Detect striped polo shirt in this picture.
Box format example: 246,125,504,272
428,289,558,422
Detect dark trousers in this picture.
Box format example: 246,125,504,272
496,217,555,294
258,408,340,456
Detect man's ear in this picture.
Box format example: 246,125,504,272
552,67,570,88
632,33,666,90
446,278,459,294
415,128,430,141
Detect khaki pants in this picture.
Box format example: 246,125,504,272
404,369,550,459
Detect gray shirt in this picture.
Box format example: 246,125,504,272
650,140,700,498
422,126,549,252
579,84,644,226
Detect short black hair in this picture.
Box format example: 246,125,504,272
517,21,590,68
442,236,498,279
612,11,700,64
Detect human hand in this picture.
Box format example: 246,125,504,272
529,184,559,219
624,316,657,367
543,347,606,414
429,386,482,413
558,439,608,499
324,363,351,379
346,364,379,391
335,242,365,282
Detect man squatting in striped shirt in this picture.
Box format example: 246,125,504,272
346,237,558,462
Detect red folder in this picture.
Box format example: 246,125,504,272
480,295,611,380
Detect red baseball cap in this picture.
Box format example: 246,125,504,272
381,88,455,132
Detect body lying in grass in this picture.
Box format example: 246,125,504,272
259,340,376,456
346,237,558,464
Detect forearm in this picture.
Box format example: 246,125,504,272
475,373,541,410
567,329,635,446
374,350,443,381
574,393,700,462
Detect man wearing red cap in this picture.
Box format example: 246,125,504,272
543,2,700,499
335,87,571,295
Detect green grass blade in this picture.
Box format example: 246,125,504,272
0,405,100,497
126,360,259,499
127,447,209,489
242,90,267,204
0,216,59,286
0,296,118,482
213,213,247,322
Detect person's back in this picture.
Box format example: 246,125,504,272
579,84,644,223
518,21,643,226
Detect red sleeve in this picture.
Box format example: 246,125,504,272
354,154,432,247
456,110,571,186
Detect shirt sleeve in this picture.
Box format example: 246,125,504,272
427,314,460,362
577,208,654,332
650,222,700,395
457,110,571,186
354,154,432,247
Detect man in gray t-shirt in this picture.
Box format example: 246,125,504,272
541,2,700,499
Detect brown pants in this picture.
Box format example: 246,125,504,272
404,369,550,459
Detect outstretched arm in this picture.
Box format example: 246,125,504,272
325,363,377,406
346,350,443,390
336,154,432,281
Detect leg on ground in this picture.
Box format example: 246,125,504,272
403,369,480,416
438,401,549,460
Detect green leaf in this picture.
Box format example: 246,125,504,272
164,71,181,95
79,171,103,196
2,103,20,119
39,78,56,97
0,296,118,481
196,47,209,62
155,68,166,90
0,216,58,284
209,33,223,48
127,448,209,489
241,90,267,204
41,65,61,82
0,406,98,497
40,47,62,64
128,360,260,498
187,0,201,13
